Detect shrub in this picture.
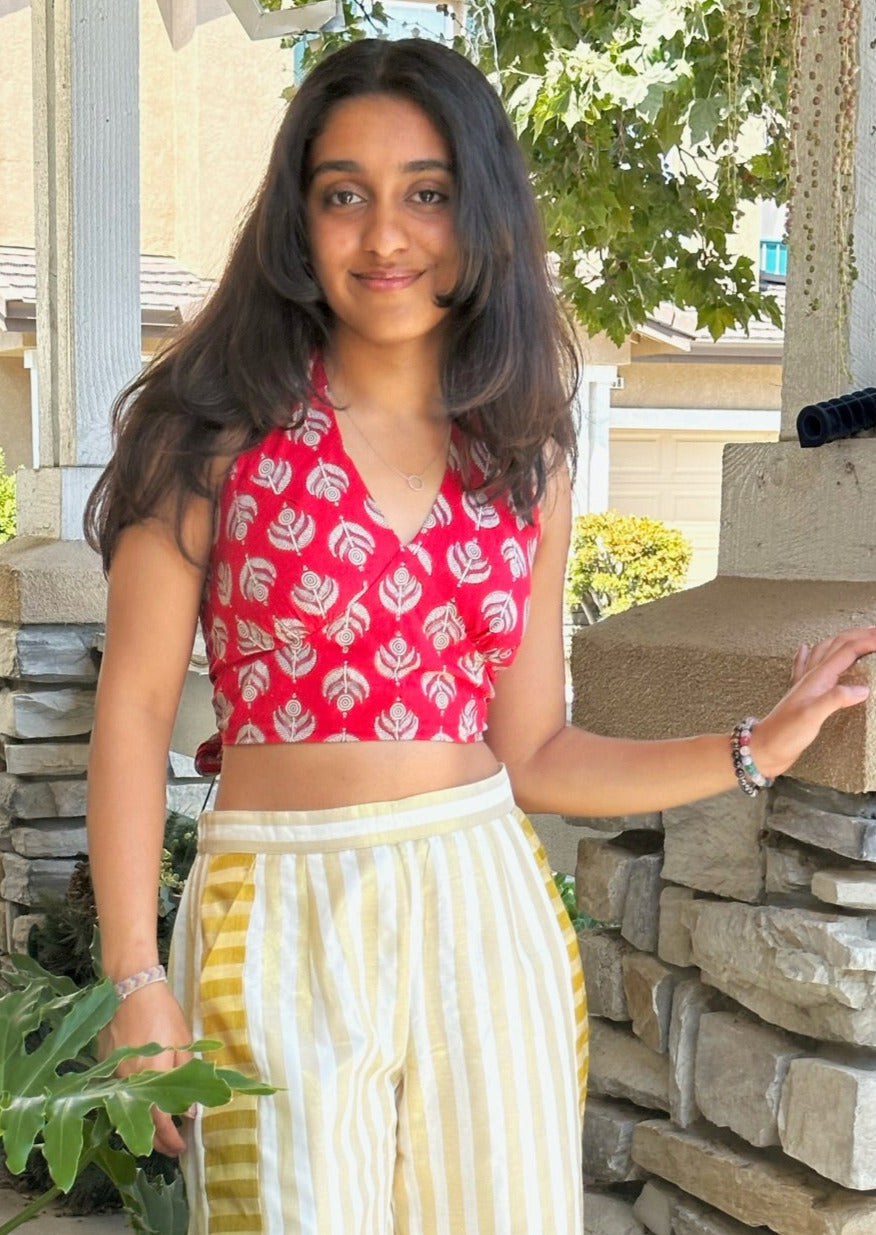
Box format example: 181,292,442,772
566,510,692,622
0,448,16,543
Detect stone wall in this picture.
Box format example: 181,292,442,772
0,620,210,958
576,782,876,1235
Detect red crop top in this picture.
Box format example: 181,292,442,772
196,370,541,769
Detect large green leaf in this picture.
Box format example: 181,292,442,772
0,958,276,1223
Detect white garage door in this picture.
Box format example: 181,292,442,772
609,429,777,589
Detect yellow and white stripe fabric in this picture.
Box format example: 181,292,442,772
170,767,587,1235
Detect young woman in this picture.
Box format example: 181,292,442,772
85,37,876,1235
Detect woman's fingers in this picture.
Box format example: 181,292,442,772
792,627,876,690
102,987,197,1157
791,643,811,684
117,1044,194,1156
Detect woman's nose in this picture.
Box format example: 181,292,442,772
361,200,408,256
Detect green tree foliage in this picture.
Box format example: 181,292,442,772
566,510,692,620
0,448,16,543
490,0,789,342
284,0,790,342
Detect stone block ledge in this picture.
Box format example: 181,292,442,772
570,576,876,793
0,538,107,625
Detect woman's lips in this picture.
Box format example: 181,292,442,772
352,270,422,291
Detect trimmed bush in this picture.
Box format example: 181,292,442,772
0,448,16,543
566,510,692,622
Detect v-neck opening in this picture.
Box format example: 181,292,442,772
322,396,455,551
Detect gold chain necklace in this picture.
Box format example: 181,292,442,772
339,407,451,492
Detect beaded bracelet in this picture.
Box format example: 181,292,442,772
731,717,774,797
113,964,167,1001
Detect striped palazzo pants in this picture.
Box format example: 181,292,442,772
170,768,588,1235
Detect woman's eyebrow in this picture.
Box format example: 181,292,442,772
310,158,453,178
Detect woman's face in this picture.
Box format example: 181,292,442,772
306,93,459,351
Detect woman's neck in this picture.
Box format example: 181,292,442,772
323,331,446,424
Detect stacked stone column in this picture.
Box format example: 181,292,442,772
576,776,876,1234
0,544,211,960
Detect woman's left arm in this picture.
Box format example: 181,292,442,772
485,466,876,818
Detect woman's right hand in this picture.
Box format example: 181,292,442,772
100,982,195,1157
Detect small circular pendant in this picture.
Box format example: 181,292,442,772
407,474,424,491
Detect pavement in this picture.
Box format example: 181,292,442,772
0,1185,127,1233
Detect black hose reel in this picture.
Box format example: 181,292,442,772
796,388,876,447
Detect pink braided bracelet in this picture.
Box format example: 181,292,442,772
113,964,167,1001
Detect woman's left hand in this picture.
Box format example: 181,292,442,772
750,626,876,780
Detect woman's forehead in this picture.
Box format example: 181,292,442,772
308,94,452,171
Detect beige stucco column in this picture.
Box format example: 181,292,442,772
571,0,876,793
0,0,143,623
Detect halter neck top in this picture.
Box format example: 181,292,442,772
196,370,540,769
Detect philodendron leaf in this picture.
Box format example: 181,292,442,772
35,1058,276,1185
0,957,277,1220
0,1094,46,1175
14,981,118,1094
104,1091,157,1159
40,1096,89,1193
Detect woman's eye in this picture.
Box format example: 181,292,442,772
327,189,364,207
413,189,448,205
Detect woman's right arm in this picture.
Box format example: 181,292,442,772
87,496,213,1155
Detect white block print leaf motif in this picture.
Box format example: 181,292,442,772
213,689,232,732
239,659,270,703
363,497,389,528
240,557,277,603
422,601,465,650
324,601,371,649
375,702,419,740
253,456,292,495
273,616,310,648
328,519,376,569
420,493,453,532
462,491,500,529
209,615,229,660
375,636,421,682
292,569,339,618
378,565,423,618
216,560,233,606
306,461,349,504
422,669,457,712
291,406,331,447
323,664,370,714
458,698,481,741
237,721,266,744
482,591,518,635
406,542,433,574
273,698,316,742
226,493,258,542
235,618,275,656
447,540,492,585
268,507,316,553
501,537,527,581
459,650,487,687
275,640,317,680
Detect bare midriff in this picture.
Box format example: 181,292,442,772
214,740,502,812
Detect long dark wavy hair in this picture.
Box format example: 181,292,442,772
85,37,579,569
